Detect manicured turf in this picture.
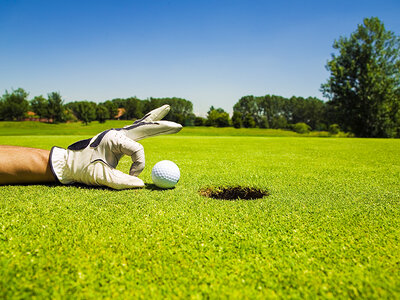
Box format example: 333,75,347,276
0,130,399,298
0,120,340,137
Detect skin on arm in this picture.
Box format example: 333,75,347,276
0,146,56,185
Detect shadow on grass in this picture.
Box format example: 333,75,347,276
66,183,174,191
145,183,175,191
1,182,174,192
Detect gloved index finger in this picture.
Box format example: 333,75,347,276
131,104,170,124
123,120,182,141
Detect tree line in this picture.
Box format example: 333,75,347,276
0,90,195,126
194,96,332,134
231,95,327,131
0,88,331,133
0,17,399,137
0,89,68,123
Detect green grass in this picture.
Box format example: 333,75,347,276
0,120,134,136
0,130,399,298
0,121,341,137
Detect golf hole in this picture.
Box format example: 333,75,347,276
199,186,269,200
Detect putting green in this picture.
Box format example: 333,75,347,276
0,133,399,298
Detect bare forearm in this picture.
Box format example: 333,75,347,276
0,146,56,184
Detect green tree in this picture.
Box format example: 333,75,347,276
68,101,97,125
46,92,65,123
124,97,143,120
260,95,288,128
96,104,110,123
146,97,194,125
233,96,261,126
233,94,326,129
184,113,196,126
231,111,243,128
206,107,231,127
271,115,288,129
321,17,400,137
102,100,118,119
243,113,256,128
284,96,327,130
30,95,48,119
110,96,194,125
258,116,269,128
194,116,206,126
0,88,29,121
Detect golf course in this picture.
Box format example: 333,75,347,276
0,122,399,298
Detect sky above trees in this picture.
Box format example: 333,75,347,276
0,0,399,115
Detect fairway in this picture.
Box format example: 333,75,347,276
1,131,399,298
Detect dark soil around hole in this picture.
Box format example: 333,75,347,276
199,186,269,200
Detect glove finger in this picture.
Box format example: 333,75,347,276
114,134,145,176
123,120,182,141
130,161,145,177
130,105,170,125
93,162,144,190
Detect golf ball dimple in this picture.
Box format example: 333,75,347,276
151,160,180,188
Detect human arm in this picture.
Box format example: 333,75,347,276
0,146,56,185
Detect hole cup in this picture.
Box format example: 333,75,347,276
199,186,269,200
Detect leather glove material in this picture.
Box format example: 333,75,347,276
49,105,182,190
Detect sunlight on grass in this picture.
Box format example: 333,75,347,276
0,121,348,137
0,132,399,298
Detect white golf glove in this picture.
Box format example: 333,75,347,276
49,105,182,189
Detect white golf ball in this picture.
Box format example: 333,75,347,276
151,160,180,188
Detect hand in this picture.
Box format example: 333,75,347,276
50,105,182,189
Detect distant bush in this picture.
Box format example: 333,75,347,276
292,122,311,134
308,131,330,137
315,122,328,131
194,116,206,126
329,124,340,135
64,109,78,122
206,107,231,127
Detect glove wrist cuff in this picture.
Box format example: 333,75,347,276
50,146,73,184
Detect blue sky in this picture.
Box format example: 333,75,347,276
1,0,399,115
